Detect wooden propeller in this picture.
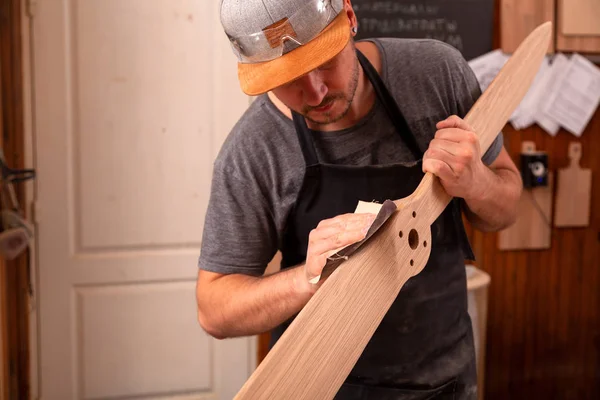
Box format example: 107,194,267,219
235,22,552,400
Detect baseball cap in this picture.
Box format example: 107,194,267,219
220,0,350,96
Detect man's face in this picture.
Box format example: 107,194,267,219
271,40,360,127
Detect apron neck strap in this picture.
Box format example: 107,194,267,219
291,47,423,167
356,49,423,159
292,112,319,166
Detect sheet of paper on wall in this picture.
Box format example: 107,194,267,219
509,57,551,130
468,49,510,92
468,49,546,125
533,53,571,136
541,54,600,137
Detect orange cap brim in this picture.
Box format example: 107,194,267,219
237,12,351,96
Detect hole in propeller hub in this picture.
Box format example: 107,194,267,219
408,229,419,250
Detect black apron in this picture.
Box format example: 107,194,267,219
273,50,478,399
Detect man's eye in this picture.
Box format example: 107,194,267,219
320,62,334,70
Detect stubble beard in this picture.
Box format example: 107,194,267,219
302,53,361,127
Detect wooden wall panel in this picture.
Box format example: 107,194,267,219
0,268,6,400
0,53,7,400
465,110,600,399
0,0,30,398
476,2,600,397
500,0,555,53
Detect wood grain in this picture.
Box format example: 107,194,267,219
500,0,554,53
463,3,600,398
561,0,600,36
465,108,600,400
465,265,491,400
0,50,7,400
0,263,6,400
556,0,600,53
554,142,592,227
236,22,552,400
0,0,30,398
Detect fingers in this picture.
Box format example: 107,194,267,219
428,116,486,199
424,131,478,182
435,116,479,151
436,115,474,132
308,213,375,258
305,212,376,283
423,158,455,182
315,212,375,230
310,213,373,245
433,127,479,145
426,138,475,165
427,138,465,157
306,248,342,284
307,229,366,259
423,140,461,178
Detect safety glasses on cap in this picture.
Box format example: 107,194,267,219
228,0,340,64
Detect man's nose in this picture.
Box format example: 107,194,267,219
299,71,327,106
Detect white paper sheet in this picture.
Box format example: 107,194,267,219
469,50,552,129
468,49,510,93
541,54,600,137
509,57,551,130
534,54,571,136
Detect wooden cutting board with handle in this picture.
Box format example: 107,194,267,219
234,21,553,400
554,142,592,227
498,141,553,250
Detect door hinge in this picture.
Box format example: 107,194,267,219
26,0,37,18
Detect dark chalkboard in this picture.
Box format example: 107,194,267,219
352,0,495,61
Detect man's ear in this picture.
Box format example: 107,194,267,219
343,0,357,33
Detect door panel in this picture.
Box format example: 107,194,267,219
75,0,211,251
77,282,211,399
30,0,252,398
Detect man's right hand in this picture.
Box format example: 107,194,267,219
298,212,377,294
197,212,376,339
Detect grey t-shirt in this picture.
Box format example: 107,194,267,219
198,38,503,276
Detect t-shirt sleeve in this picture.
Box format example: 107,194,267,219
198,158,278,277
451,46,504,166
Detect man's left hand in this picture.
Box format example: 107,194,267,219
423,115,490,200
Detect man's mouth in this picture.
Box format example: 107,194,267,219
313,101,334,113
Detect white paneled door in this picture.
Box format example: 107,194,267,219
28,0,253,398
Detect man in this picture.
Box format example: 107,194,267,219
196,0,522,398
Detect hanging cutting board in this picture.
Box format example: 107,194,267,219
498,141,552,250
561,0,600,36
554,142,592,227
556,0,600,52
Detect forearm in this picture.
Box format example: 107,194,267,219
463,166,522,232
196,266,313,339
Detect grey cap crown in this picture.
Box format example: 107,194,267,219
220,0,344,39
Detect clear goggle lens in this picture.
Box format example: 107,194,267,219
228,0,339,64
